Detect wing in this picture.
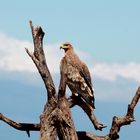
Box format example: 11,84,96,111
79,62,94,95
68,53,94,96
79,63,95,108
61,52,95,108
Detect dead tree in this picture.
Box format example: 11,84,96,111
0,21,140,140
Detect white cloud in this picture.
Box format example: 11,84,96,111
0,32,140,84
92,62,140,83
0,33,63,74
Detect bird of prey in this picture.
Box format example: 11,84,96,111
60,43,95,109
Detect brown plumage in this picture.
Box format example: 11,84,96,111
60,42,95,109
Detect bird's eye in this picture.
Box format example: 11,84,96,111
64,44,69,46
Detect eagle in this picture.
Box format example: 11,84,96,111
60,42,95,109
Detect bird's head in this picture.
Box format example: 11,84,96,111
60,42,73,52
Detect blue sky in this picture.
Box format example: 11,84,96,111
0,0,140,140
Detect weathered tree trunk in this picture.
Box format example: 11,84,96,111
26,21,78,140
0,21,140,140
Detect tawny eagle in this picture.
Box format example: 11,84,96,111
60,43,95,109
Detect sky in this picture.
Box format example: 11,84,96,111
0,0,140,140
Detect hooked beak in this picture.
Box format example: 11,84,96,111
60,45,64,50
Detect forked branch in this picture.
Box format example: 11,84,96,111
26,21,56,102
27,21,78,140
107,87,140,140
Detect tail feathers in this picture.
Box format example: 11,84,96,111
81,94,95,109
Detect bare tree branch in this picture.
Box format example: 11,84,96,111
0,113,102,140
28,21,78,140
77,131,108,140
68,95,106,131
26,21,57,102
0,113,105,140
0,113,39,137
107,87,140,140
